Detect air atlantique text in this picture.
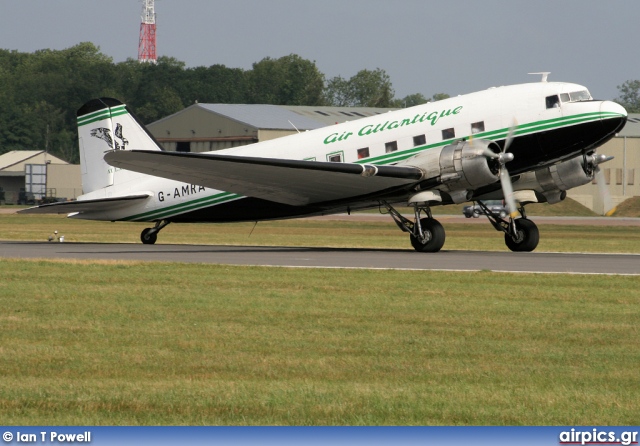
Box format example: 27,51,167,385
323,105,463,145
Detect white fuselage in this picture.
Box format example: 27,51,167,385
76,82,627,223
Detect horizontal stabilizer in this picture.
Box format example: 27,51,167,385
105,150,425,206
18,194,151,215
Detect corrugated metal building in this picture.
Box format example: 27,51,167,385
147,104,396,153
0,151,80,204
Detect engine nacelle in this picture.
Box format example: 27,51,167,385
400,140,501,203
513,155,595,204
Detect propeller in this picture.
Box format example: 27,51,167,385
589,154,616,216
482,120,519,218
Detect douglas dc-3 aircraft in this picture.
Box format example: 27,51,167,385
21,76,627,252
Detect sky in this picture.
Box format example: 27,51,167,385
0,0,638,101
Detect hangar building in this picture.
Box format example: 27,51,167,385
0,151,81,204
146,104,396,153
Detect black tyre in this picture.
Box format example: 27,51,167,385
410,218,445,253
141,228,158,245
504,219,539,252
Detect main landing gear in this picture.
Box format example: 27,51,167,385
382,200,540,253
383,201,446,253
475,200,539,252
140,220,170,245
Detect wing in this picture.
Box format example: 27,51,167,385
18,194,151,215
105,150,427,206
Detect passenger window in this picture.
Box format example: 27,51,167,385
471,121,485,134
327,152,343,162
385,141,398,153
546,95,560,109
357,148,370,159
442,128,455,140
413,135,426,146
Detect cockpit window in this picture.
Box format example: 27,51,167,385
569,90,591,102
546,95,560,109
551,90,593,107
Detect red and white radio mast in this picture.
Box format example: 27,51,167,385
138,0,157,63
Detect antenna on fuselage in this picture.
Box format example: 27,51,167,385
528,72,550,82
288,120,301,134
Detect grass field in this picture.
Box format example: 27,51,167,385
1,212,639,425
1,259,639,425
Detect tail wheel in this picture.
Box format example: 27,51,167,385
504,218,539,252
141,228,158,245
410,218,445,253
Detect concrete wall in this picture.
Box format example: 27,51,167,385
47,164,82,199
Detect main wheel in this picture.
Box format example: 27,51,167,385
141,228,158,245
504,219,539,252
410,218,445,253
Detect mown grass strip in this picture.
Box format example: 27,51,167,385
1,259,638,425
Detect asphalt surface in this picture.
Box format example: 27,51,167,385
312,213,640,226
1,241,639,275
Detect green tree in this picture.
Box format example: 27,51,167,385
129,56,186,119
391,93,429,108
324,76,351,107
431,93,450,102
325,68,395,107
247,54,325,105
181,65,248,104
1,44,436,160
0,43,120,159
615,80,640,113
135,85,184,123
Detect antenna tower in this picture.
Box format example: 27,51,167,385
138,0,157,63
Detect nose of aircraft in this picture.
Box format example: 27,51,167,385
600,100,628,118
600,100,627,134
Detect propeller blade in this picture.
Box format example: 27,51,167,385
483,146,498,159
503,119,518,153
595,167,616,216
499,166,519,218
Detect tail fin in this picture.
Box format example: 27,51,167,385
77,98,162,194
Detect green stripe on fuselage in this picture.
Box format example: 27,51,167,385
355,111,621,166
120,191,241,222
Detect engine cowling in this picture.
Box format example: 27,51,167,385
400,140,501,203
513,155,597,203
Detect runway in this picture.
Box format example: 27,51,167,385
1,241,639,275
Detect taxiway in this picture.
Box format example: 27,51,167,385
1,241,639,275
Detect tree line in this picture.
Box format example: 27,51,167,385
0,43,448,163
1,42,638,164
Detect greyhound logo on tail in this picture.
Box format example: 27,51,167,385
90,124,128,150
